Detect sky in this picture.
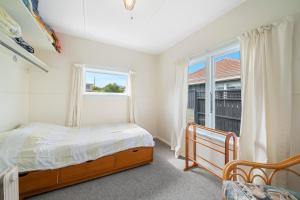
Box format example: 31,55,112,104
188,51,240,74
188,63,206,74
85,52,241,85
85,71,127,87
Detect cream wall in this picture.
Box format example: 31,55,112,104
157,0,300,190
0,49,29,132
29,33,159,136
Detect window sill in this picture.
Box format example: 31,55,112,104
83,92,129,96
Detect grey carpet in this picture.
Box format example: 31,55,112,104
29,139,221,200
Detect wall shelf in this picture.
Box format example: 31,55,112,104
0,0,56,52
0,0,55,72
0,31,49,72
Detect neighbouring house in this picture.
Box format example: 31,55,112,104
86,83,94,92
188,58,241,89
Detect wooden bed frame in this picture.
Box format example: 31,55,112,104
19,147,153,200
223,153,300,184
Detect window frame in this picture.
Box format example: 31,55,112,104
188,41,240,130
83,67,129,96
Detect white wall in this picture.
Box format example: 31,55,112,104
29,33,159,136
157,0,300,190
0,49,29,132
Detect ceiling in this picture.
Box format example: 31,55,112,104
39,0,244,54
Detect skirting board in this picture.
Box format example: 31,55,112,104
154,136,171,147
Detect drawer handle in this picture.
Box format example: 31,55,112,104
132,149,139,152
19,173,29,177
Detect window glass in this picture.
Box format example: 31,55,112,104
85,69,128,94
187,63,206,125
214,51,241,135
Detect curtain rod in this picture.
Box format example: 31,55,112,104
187,16,293,62
188,37,239,62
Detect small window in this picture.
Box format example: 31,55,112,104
84,68,128,95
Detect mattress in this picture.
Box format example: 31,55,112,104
0,123,154,173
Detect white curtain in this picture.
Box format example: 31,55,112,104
172,59,189,158
128,70,136,123
67,65,84,127
239,18,294,184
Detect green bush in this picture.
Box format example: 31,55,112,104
92,83,125,93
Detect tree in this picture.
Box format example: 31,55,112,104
91,83,125,93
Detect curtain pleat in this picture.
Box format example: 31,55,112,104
239,17,294,186
67,65,84,127
128,70,136,123
173,59,189,158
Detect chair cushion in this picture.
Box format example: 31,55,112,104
222,181,300,200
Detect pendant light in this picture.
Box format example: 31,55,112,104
123,0,136,11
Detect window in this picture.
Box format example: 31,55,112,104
84,68,129,95
187,42,242,136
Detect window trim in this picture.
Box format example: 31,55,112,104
83,67,129,96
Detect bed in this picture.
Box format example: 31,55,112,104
0,122,154,199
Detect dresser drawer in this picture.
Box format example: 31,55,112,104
115,147,153,169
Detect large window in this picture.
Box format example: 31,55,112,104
84,68,129,95
187,43,242,136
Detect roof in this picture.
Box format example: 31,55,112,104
188,58,240,85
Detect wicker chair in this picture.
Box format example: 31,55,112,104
222,154,300,200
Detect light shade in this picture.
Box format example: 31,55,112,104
123,0,136,11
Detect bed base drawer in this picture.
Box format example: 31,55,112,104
19,147,153,199
60,155,115,184
115,147,153,169
19,170,58,194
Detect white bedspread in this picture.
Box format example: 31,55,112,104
0,123,154,173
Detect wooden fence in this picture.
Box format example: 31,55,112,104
188,87,241,136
